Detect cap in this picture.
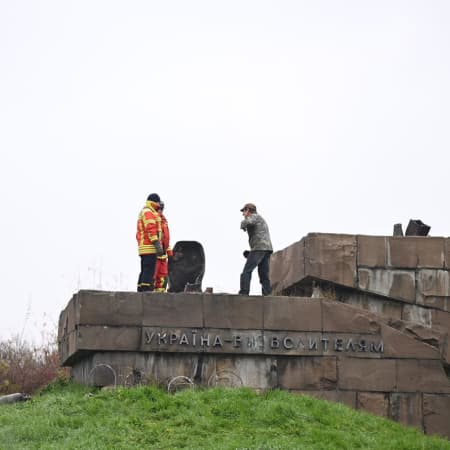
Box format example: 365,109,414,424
240,202,257,212
147,193,161,202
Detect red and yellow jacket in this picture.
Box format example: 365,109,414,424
160,212,172,257
136,201,162,255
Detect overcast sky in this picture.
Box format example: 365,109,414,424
1,1,449,343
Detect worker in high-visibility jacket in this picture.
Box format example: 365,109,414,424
154,200,173,292
136,193,164,291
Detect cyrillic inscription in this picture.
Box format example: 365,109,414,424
142,328,383,355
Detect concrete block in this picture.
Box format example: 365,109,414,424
142,292,203,327
264,297,322,332
388,237,445,269
358,269,416,303
203,294,264,329
76,290,143,326
60,294,78,336
77,325,141,351
423,394,450,440
304,233,357,288
270,240,305,295
277,356,337,390
357,236,387,267
58,330,78,365
148,353,200,384
396,360,450,393
335,291,403,321
357,392,389,417
323,300,380,334
389,393,423,430
431,309,450,334
381,325,440,360
207,356,273,389
417,270,450,310
338,358,396,391
399,322,446,358
402,304,432,328
58,294,77,338
338,290,403,319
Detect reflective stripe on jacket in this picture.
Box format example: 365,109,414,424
160,212,172,256
136,201,162,255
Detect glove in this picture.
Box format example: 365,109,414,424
243,250,250,258
153,240,164,256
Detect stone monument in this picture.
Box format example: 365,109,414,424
58,233,450,439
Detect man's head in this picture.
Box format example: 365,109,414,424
147,193,161,209
147,193,161,202
240,203,257,216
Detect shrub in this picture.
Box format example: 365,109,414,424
0,334,69,395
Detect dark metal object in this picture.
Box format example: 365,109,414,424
405,219,431,236
168,241,205,293
393,223,404,236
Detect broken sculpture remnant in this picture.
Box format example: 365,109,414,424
405,219,430,236
168,241,205,293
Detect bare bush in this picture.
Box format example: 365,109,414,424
0,334,69,395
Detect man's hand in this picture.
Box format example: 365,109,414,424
153,240,164,256
243,250,250,258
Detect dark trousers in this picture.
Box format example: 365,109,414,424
239,250,272,296
137,254,157,292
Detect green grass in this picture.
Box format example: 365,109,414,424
0,382,448,449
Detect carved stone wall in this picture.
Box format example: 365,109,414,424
58,290,450,439
270,233,450,368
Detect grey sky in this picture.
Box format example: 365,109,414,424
1,1,449,342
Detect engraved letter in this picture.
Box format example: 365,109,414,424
192,330,197,347
346,339,356,352
233,335,242,348
145,330,155,344
271,336,280,349
179,333,189,345
170,333,178,345
359,339,367,352
283,337,294,350
371,341,384,353
201,335,210,347
257,335,264,348
334,338,344,352
309,338,318,351
321,338,329,352
213,335,223,347
157,332,167,345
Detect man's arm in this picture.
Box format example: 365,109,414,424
241,214,258,229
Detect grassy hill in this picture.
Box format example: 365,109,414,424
0,382,448,449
